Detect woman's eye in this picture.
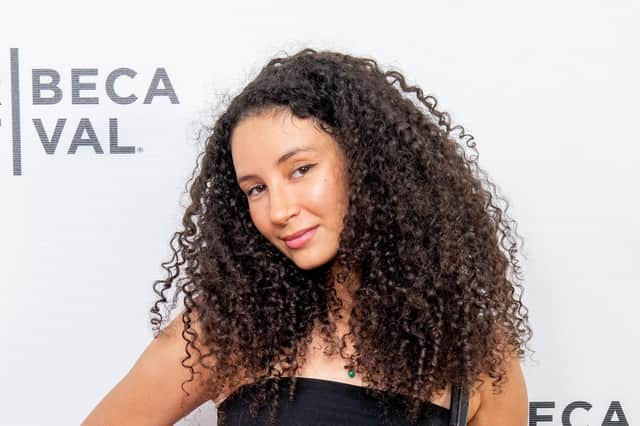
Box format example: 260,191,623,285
247,184,265,197
292,164,315,178
246,164,315,198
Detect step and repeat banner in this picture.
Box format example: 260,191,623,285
2,2,638,425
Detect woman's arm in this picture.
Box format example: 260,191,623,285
468,350,528,426
81,312,213,426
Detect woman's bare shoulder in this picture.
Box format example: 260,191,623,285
81,311,214,426
467,350,528,426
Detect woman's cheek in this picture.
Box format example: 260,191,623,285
249,204,268,236
306,174,333,204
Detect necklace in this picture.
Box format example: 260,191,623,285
346,357,357,378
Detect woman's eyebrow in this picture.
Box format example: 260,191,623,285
237,146,317,184
275,146,316,165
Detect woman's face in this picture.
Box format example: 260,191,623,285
230,109,349,270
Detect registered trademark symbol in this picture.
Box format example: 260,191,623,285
137,147,144,153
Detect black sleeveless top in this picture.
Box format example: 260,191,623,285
217,377,469,425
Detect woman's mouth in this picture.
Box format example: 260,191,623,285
283,225,319,249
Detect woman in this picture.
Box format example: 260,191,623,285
83,49,531,425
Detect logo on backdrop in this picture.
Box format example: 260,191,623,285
529,400,630,426
2,48,180,176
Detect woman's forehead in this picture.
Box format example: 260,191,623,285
230,112,339,166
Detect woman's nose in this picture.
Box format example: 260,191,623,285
269,184,300,225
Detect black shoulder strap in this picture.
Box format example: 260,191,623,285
448,383,469,426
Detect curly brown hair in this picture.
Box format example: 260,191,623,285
150,48,532,425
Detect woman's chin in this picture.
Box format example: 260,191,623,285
288,250,338,271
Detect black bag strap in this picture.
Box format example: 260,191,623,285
448,382,469,426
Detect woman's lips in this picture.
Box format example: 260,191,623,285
284,225,319,249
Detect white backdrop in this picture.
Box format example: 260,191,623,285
1,1,638,425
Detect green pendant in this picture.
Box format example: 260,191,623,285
347,369,356,378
